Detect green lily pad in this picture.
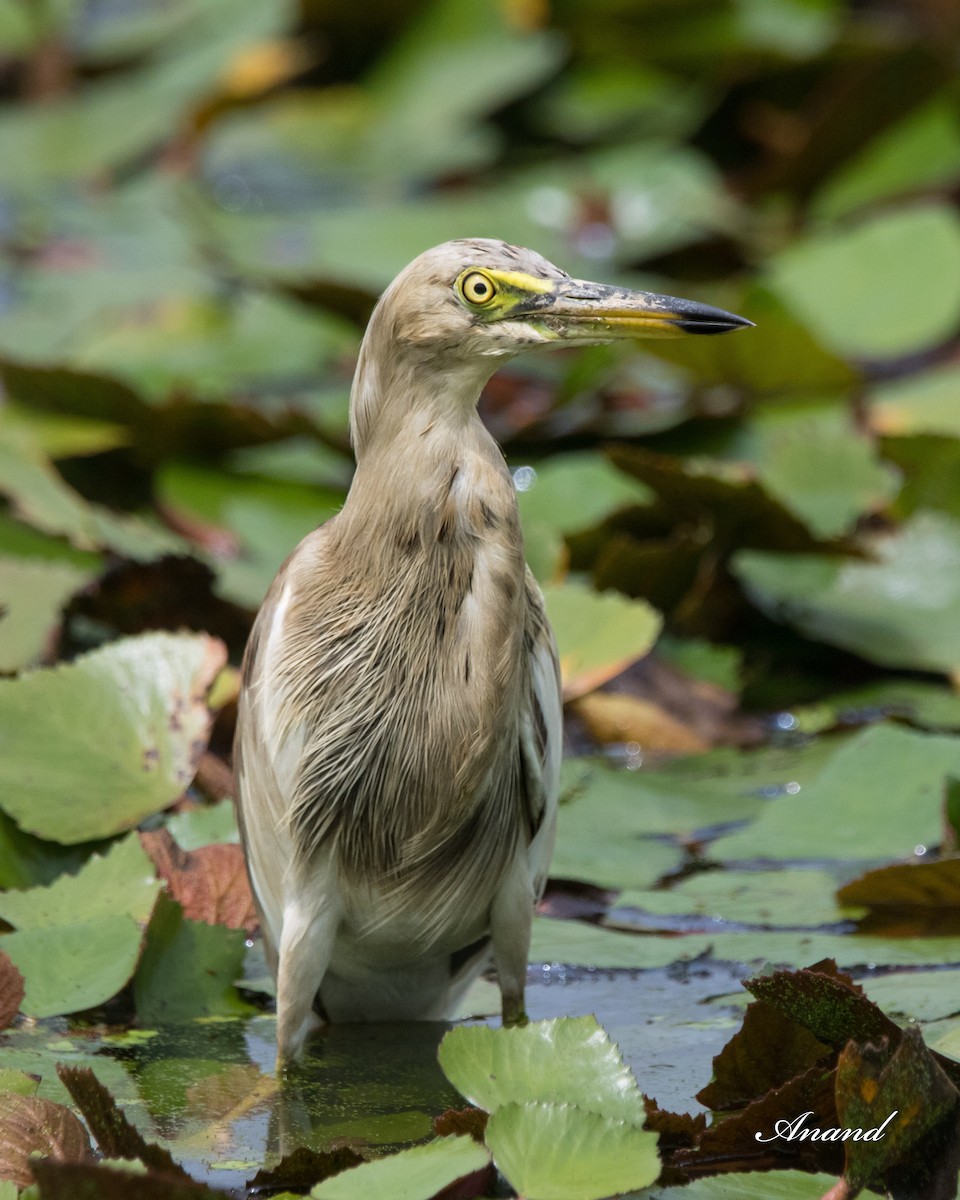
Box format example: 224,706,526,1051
710,723,957,861
166,800,239,851
0,556,91,673
0,836,160,1018
309,1136,489,1200
644,1170,845,1197
534,915,960,971
0,631,226,844
814,95,960,222
862,969,960,1023
742,402,900,538
485,1101,660,1200
767,204,960,360
133,893,253,1024
869,363,960,438
735,511,960,673
542,581,662,699
615,868,862,929
439,1017,644,1124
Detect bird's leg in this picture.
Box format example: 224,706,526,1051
490,857,534,1027
275,893,339,1070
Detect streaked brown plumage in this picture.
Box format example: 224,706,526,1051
235,239,751,1064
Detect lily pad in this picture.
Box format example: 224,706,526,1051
869,363,960,438
615,868,862,929
767,204,960,360
485,1101,660,1200
0,836,160,1018
0,556,91,673
0,631,226,844
439,1017,645,1125
542,581,662,700
710,723,958,861
309,1136,489,1200
734,511,960,673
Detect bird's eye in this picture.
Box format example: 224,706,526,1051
459,271,497,306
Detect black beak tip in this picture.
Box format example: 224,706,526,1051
674,307,755,336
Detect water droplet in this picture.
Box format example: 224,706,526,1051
785,781,801,795
512,465,537,492
914,844,927,857
775,712,799,731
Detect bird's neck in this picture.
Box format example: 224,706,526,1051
341,347,519,556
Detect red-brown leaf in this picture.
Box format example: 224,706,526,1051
139,828,256,932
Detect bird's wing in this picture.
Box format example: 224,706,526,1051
520,569,563,894
234,535,324,965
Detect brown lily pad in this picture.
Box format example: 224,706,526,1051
0,1094,91,1189
0,950,25,1031
139,829,257,932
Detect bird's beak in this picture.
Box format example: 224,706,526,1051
509,277,754,341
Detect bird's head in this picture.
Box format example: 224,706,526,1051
351,238,752,453
374,238,752,361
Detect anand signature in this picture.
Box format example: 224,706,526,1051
756,1110,898,1143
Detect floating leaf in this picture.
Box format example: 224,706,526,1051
484,1101,660,1200
133,893,252,1024
711,723,959,861
734,512,960,674
0,631,226,844
309,1135,489,1200
869,363,960,438
0,557,91,674
837,857,960,913
767,205,960,360
542,581,662,700
439,1017,645,1125
0,836,160,1018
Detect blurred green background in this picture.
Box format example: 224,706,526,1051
3,0,960,721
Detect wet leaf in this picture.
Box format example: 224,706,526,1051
439,1017,645,1124
0,951,24,1031
711,723,960,861
616,868,862,930
0,558,92,674
29,1158,233,1199
484,1101,660,1200
697,999,831,1111
673,1066,842,1179
836,1026,960,1193
133,892,253,1024
542,581,662,700
139,830,256,932
248,1146,365,1196
862,969,960,1023
0,836,161,1018
0,631,227,844
767,205,960,360
309,1135,489,1200
0,1094,91,1189
837,857,960,914
55,1065,188,1180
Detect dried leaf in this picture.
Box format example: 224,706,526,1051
0,952,24,1031
55,1065,188,1181
698,1000,832,1111
432,1107,489,1143
139,829,256,932
671,1067,841,1180
836,1026,960,1196
29,1158,231,1198
0,1094,91,1189
837,857,960,912
247,1145,366,1194
571,692,710,753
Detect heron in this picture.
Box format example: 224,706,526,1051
234,238,751,1065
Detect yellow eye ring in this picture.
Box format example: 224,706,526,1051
459,270,498,306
